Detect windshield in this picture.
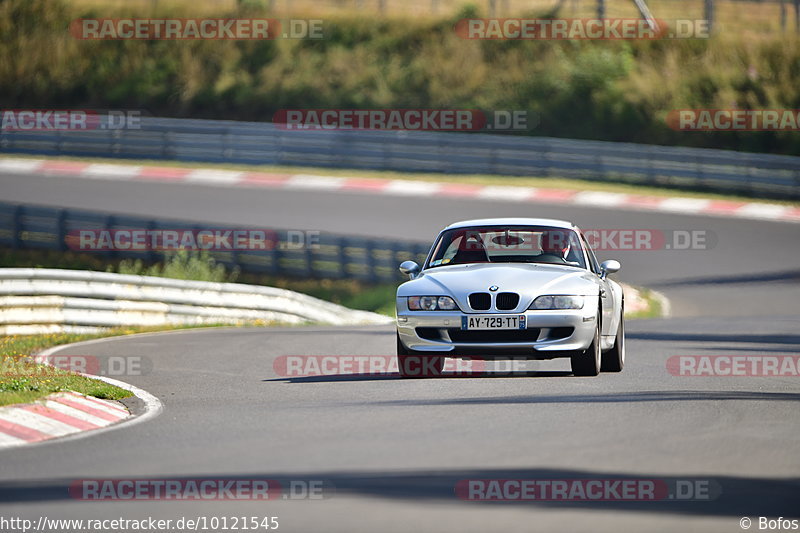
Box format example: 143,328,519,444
426,226,587,269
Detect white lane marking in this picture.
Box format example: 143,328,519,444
286,174,346,190
574,191,630,206
0,383,158,451
83,164,141,179
383,180,441,196
0,159,43,173
0,409,80,437
476,186,536,201
3,158,798,225
185,169,244,185
736,203,789,220
0,432,27,447
41,400,109,427
65,392,128,414
656,197,712,213
55,394,127,419
0,341,165,451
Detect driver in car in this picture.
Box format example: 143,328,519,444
539,230,576,264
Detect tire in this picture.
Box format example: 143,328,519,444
397,333,443,378
571,312,601,377
601,309,625,373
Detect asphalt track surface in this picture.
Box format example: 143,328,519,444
1,171,799,532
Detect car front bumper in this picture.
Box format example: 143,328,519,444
396,305,597,357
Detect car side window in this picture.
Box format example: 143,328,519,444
428,234,463,267
441,236,463,263
581,234,601,274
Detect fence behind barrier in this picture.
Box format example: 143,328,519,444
2,116,799,198
0,201,431,283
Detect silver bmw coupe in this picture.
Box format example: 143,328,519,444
395,218,624,378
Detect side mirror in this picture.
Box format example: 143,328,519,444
399,260,421,279
600,259,621,279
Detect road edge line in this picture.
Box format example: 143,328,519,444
0,339,163,451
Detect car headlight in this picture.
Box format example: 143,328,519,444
529,295,584,310
408,296,458,311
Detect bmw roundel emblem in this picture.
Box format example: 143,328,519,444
489,285,499,291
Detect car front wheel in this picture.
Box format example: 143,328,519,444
396,333,443,378
601,307,625,372
571,314,601,377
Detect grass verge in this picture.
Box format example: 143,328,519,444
624,286,665,320
0,324,250,407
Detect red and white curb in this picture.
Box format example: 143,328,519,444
1,157,798,223
0,391,129,449
0,338,163,451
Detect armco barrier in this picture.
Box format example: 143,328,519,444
1,116,799,198
0,268,392,334
0,201,431,283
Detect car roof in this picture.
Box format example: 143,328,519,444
443,218,577,231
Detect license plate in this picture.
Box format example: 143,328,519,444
461,315,526,330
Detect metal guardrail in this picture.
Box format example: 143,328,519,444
0,201,431,283
0,268,392,334
2,116,799,198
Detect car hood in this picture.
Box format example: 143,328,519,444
398,263,600,309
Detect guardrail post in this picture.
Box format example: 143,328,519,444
110,128,118,154
542,139,551,177
271,231,284,275
144,219,157,264
390,242,402,282
223,129,232,161
12,205,23,250
694,155,704,191
338,237,349,279
105,215,116,261
163,130,172,159
57,209,67,251
304,235,314,278
366,240,378,283
645,146,656,182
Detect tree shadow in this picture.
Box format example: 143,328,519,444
652,269,800,287
627,332,800,347
1,467,797,518
358,390,800,407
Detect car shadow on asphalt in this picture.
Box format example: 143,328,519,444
263,371,574,383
